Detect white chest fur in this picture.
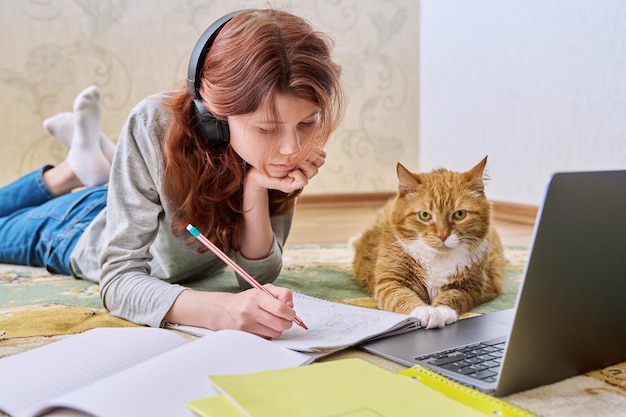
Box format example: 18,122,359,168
396,235,489,301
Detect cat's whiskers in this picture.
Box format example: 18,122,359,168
390,237,415,262
460,233,486,247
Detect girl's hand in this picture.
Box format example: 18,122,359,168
218,284,297,338
289,148,326,184
166,286,297,339
248,149,327,194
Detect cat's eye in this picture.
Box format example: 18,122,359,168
418,212,432,221
452,210,467,220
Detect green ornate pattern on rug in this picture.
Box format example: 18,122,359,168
0,244,528,313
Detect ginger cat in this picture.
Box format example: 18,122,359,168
352,157,505,329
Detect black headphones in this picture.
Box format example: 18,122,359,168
187,10,243,146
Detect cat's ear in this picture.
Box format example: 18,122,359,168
396,163,420,196
465,156,488,194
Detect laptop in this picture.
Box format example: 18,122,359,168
361,169,626,397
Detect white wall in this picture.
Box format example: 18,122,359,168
419,0,626,206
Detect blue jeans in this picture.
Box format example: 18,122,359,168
0,166,106,276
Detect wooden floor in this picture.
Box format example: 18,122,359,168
289,206,534,247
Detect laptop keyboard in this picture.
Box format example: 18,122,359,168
414,337,507,383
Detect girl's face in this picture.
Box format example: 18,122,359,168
227,93,321,178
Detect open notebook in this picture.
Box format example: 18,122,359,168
0,328,312,417
167,292,421,354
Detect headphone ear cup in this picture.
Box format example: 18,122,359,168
192,98,230,146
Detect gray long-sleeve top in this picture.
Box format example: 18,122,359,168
69,92,293,327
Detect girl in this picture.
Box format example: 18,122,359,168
0,9,343,338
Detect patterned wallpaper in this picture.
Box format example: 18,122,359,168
0,0,419,195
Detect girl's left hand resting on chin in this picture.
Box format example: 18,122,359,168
250,149,327,194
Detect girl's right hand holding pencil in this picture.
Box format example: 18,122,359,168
165,285,297,339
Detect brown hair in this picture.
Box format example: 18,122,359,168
163,9,344,251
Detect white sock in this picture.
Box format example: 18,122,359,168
66,86,111,187
43,112,73,147
99,131,117,163
43,111,116,164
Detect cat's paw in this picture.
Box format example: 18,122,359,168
410,305,458,329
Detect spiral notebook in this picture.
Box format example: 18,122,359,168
397,365,537,417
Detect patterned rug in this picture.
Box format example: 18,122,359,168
0,243,527,341
1,243,625,417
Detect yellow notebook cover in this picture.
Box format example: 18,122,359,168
188,358,489,417
187,396,247,417
397,365,538,417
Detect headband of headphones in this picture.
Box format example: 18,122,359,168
186,10,243,99
186,10,247,146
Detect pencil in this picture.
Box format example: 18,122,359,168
186,224,308,330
